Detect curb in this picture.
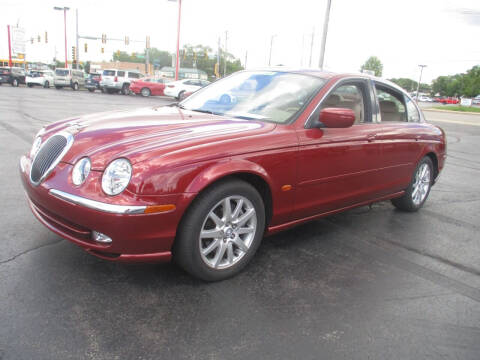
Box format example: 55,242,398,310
422,108,480,116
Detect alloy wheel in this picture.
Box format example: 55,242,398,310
199,195,257,269
412,163,431,205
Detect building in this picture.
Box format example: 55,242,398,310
157,66,208,80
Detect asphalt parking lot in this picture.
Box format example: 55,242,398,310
1,86,479,360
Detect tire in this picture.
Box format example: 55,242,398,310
106,89,116,94
88,88,95,92
27,83,34,88
44,81,49,88
121,84,130,95
55,86,62,90
140,87,151,97
174,179,265,281
177,90,185,101
72,82,79,91
12,79,19,87
391,156,434,212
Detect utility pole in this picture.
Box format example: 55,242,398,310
75,9,79,69
309,28,314,67
244,50,248,69
54,7,70,68
301,34,305,67
223,31,228,77
415,65,427,101
318,0,332,70
216,36,221,79
7,25,12,67
268,34,276,66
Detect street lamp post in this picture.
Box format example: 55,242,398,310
416,65,427,101
268,34,277,67
318,0,332,70
168,0,182,81
54,6,70,68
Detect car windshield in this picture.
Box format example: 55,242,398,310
103,70,116,76
180,71,326,124
55,69,69,76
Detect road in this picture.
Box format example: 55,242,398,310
1,86,479,360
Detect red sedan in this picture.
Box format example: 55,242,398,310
129,77,170,97
20,69,446,281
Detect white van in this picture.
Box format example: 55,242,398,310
54,68,85,90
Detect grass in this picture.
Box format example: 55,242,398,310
432,105,480,113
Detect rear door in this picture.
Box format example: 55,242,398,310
294,79,385,219
372,81,423,193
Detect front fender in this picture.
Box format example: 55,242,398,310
185,158,273,194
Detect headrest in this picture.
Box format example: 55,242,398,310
323,94,341,107
379,100,398,113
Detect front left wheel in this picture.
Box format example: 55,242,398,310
174,179,265,281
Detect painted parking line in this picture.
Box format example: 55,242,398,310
427,118,480,127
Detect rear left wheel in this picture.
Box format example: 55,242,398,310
141,87,151,97
174,179,265,281
44,81,49,88
391,156,434,212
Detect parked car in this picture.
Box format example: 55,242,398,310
129,77,170,97
85,73,101,92
26,70,54,88
20,69,446,281
472,95,480,105
164,78,210,100
0,66,26,86
100,69,142,95
418,95,433,102
54,68,85,90
436,96,459,104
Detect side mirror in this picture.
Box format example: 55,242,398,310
314,107,355,128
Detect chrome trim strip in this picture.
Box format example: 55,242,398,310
49,189,146,214
30,131,74,186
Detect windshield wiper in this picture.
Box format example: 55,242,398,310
190,108,223,116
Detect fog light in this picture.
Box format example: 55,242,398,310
92,231,112,244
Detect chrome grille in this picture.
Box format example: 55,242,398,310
30,132,73,185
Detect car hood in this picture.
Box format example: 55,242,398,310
44,106,276,169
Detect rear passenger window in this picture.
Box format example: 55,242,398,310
375,85,407,122
405,97,420,122
320,84,365,123
117,71,125,77
128,72,139,78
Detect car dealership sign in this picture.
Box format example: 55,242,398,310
11,26,26,55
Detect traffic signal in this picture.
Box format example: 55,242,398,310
101,47,104,53
204,50,208,59
214,63,220,77
72,46,77,61
125,36,129,46
45,32,48,43
84,43,88,53
102,33,106,44
38,35,41,43
30,38,34,44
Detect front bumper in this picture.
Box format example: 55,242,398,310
19,155,194,263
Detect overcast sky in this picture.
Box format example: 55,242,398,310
1,0,479,83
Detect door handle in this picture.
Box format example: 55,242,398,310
415,135,421,141
367,134,377,142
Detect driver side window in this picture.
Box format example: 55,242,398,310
320,84,365,124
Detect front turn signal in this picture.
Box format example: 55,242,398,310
144,204,176,214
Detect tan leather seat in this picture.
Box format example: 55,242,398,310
379,100,402,122
322,94,341,108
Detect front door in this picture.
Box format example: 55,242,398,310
294,80,385,219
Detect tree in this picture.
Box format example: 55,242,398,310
360,56,383,77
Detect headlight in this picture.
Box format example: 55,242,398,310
30,136,42,158
72,157,91,185
101,158,132,195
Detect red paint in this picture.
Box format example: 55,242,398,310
7,25,12,67
129,79,166,96
20,72,447,263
